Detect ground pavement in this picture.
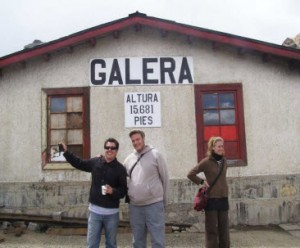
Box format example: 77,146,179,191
1,223,300,248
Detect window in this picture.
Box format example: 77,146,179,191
42,87,90,169
194,83,247,166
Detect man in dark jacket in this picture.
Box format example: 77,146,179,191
60,138,127,248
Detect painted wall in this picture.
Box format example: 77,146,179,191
0,25,299,225
0,27,299,184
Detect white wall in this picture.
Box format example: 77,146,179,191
0,27,299,182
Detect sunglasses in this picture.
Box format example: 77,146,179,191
105,146,117,151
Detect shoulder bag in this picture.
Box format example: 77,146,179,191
125,149,153,203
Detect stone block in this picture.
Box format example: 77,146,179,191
279,223,300,231
288,230,300,238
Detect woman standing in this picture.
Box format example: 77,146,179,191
187,136,230,248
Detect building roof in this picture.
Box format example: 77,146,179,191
1,12,300,70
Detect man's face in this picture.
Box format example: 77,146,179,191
130,133,145,153
104,141,118,162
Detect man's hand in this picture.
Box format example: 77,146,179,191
59,142,67,152
105,184,114,195
204,180,209,187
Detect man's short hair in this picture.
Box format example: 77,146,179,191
104,137,119,150
129,130,145,139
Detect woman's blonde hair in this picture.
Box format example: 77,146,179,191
206,136,224,157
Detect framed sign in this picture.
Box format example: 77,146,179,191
125,92,161,127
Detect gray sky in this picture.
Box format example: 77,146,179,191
1,0,299,57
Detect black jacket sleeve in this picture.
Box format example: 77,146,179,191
63,151,95,172
111,165,127,200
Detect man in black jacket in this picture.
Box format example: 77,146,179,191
60,138,127,248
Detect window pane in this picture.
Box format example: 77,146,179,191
220,93,235,108
204,126,220,140
67,97,82,112
50,97,66,113
204,110,219,125
220,110,235,124
67,130,83,144
203,94,218,109
68,145,83,158
67,113,82,129
50,130,66,145
50,114,66,129
221,126,237,140
224,141,239,159
50,145,66,162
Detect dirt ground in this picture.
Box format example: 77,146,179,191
1,225,299,248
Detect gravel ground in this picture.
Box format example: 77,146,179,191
1,225,299,248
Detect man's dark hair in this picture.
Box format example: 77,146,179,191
129,130,145,139
104,137,119,150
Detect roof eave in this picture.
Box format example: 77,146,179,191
0,16,134,68
1,13,300,69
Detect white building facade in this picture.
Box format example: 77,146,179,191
0,12,299,226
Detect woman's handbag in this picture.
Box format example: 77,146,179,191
193,160,224,211
193,186,208,211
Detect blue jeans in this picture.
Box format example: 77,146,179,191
129,201,165,248
87,211,119,248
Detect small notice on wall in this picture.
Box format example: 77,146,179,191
124,92,161,127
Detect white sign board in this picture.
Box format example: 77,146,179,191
125,92,161,127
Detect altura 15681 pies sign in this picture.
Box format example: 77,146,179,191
90,56,193,86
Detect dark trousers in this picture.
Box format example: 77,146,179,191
205,210,230,248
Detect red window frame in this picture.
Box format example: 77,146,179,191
194,83,247,166
43,87,90,163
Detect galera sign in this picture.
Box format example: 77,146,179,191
90,56,193,86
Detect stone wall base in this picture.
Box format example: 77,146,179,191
0,174,299,226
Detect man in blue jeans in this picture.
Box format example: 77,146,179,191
124,130,169,248
60,138,127,248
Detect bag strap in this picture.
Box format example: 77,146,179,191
128,148,153,178
207,159,224,193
